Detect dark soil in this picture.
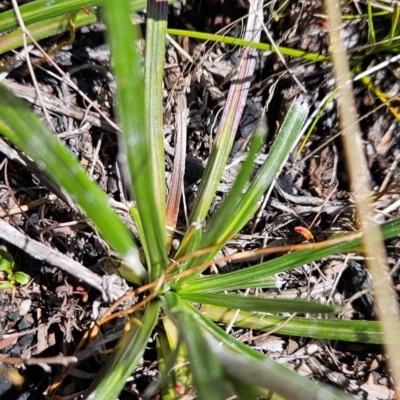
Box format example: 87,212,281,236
0,1,400,399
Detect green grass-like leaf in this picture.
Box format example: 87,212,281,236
167,28,330,62
0,85,146,282
201,304,389,344
187,9,263,227
143,0,168,279
178,217,400,293
179,292,338,314
0,0,180,55
103,0,168,278
177,100,308,282
163,292,230,400
0,10,98,54
0,0,176,33
203,99,308,248
182,301,353,400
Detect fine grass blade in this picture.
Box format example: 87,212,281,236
174,121,266,261
213,123,268,221
182,301,353,400
167,29,330,63
103,0,169,278
203,99,308,249
0,0,178,34
0,85,146,281
201,304,393,344
367,0,376,46
188,0,264,225
189,121,267,252
144,328,180,400
144,0,168,275
178,99,308,283
0,0,181,55
0,9,97,54
177,217,400,293
0,0,100,33
86,300,160,400
178,292,338,314
162,292,230,400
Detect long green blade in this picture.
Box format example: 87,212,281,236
178,217,400,293
179,99,308,283
162,292,229,400
188,1,263,225
0,10,97,54
182,301,353,400
0,85,146,281
0,0,178,33
174,123,266,261
0,1,181,54
167,29,330,63
204,99,308,249
201,304,392,344
178,292,338,314
103,0,168,278
143,0,168,279
181,122,267,259
0,0,99,33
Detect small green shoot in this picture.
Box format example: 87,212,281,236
0,248,30,289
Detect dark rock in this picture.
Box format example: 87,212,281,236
7,312,19,322
239,98,263,138
19,333,34,347
17,318,31,331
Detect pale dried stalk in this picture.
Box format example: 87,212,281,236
4,80,114,132
166,90,187,249
11,0,53,130
0,218,127,300
325,0,400,394
189,0,264,223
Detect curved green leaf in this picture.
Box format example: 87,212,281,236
168,29,330,63
181,300,353,400
0,0,179,54
0,0,176,33
203,99,308,250
162,292,230,400
0,85,146,282
188,6,263,225
178,100,308,283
